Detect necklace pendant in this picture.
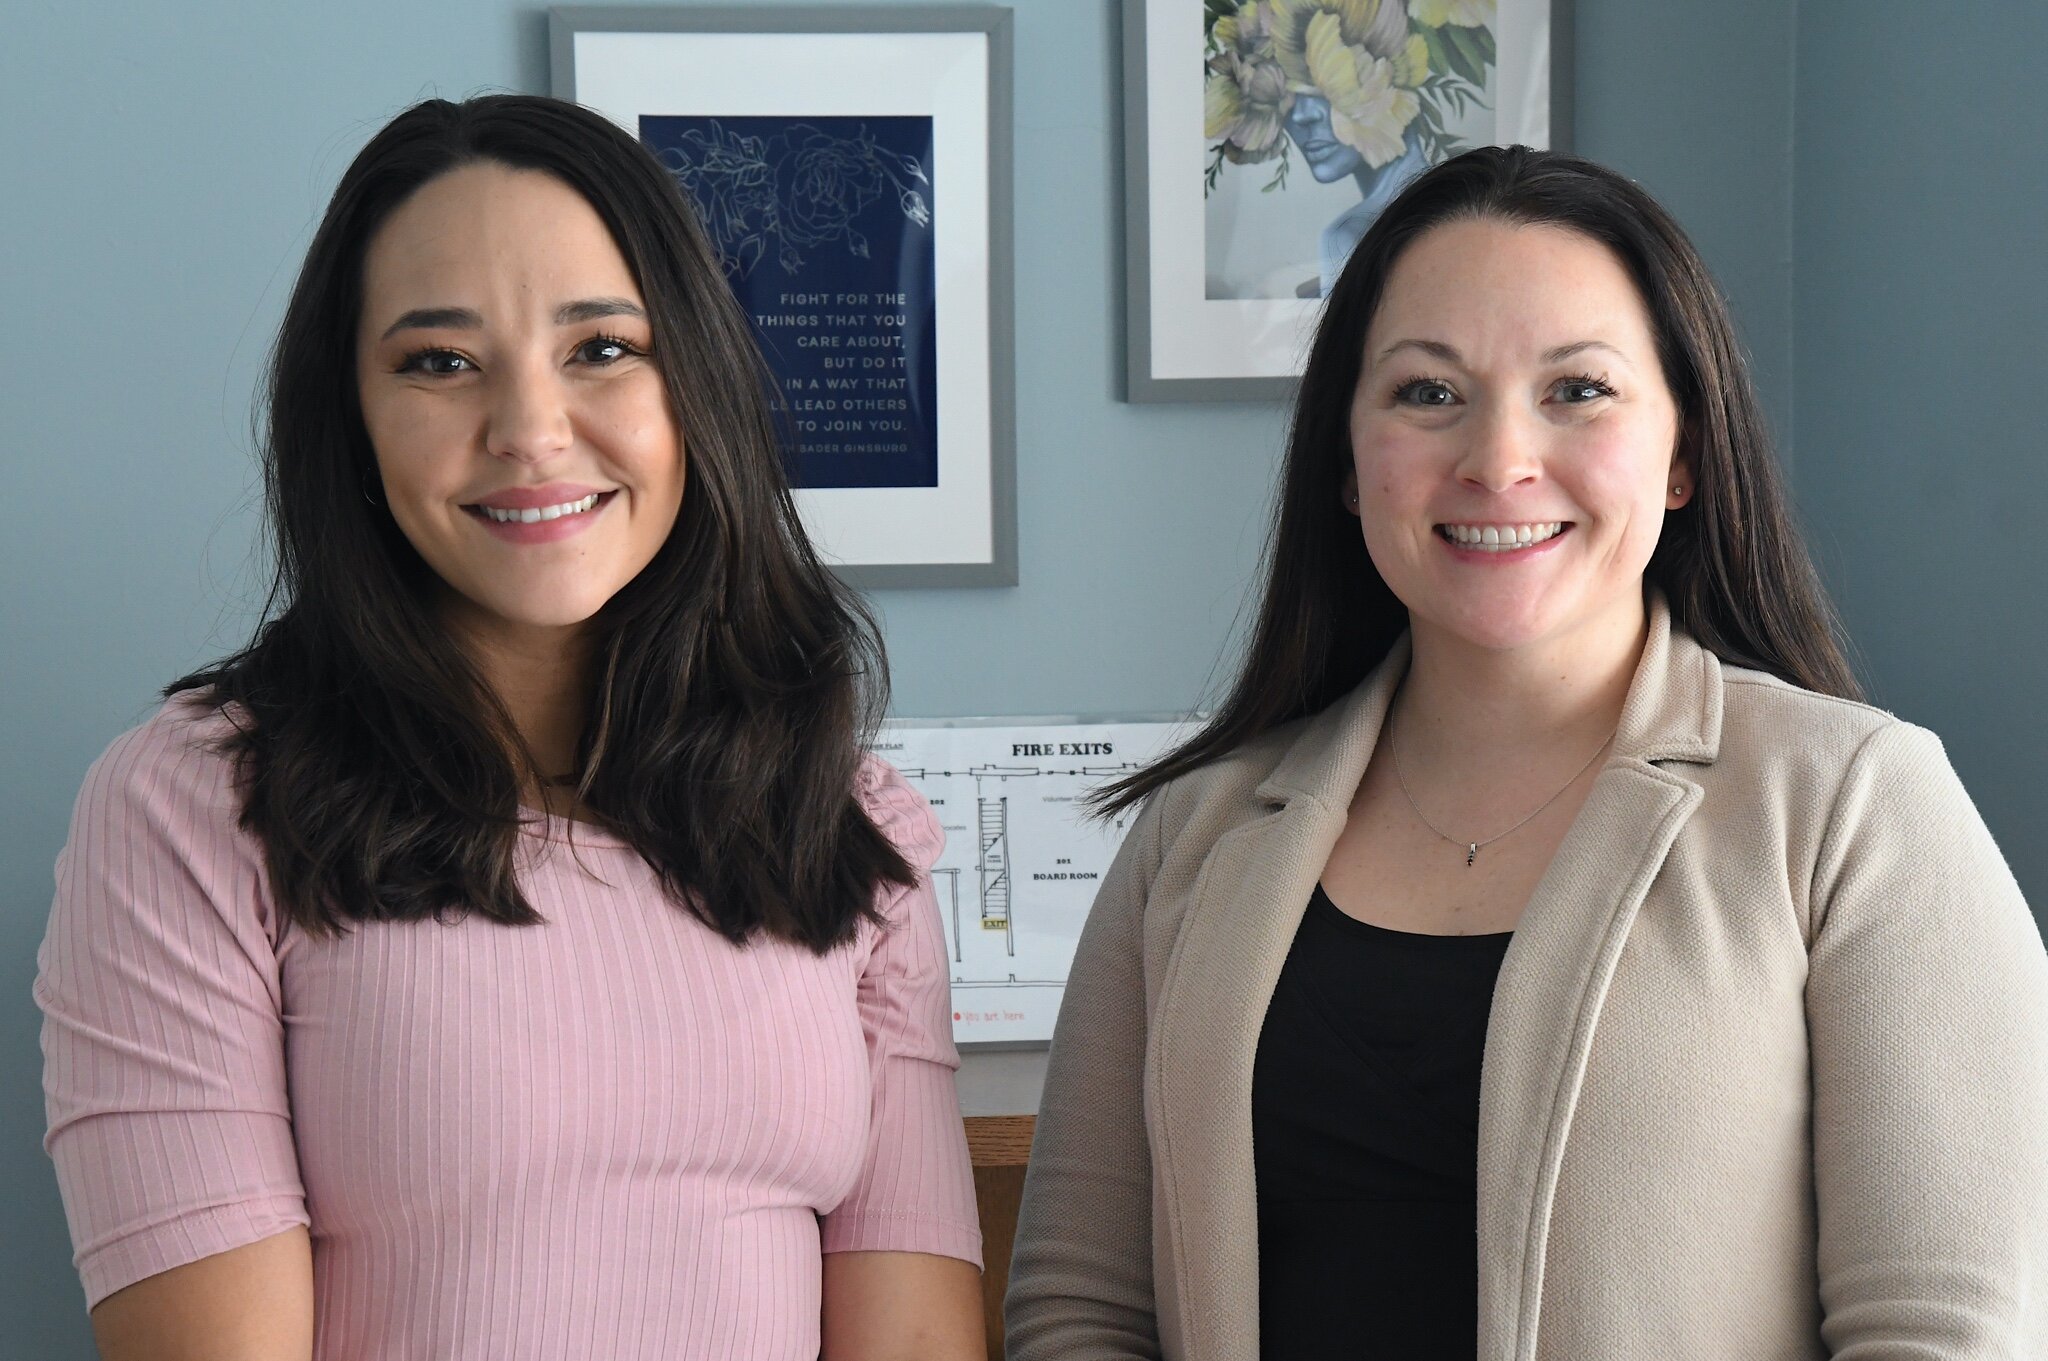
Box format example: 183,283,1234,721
1466,842,1478,867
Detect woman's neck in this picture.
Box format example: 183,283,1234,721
1391,599,1648,766
446,611,597,788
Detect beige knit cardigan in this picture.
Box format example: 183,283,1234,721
1005,601,2048,1359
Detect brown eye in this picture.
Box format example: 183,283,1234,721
574,335,641,365
398,348,473,377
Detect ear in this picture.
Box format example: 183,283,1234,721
1341,468,1361,518
1665,433,1695,510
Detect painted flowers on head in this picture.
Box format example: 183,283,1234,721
1206,1,1292,165
1203,0,1497,192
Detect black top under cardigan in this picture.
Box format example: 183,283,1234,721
1252,884,1513,1358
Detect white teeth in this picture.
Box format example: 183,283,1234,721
1441,521,1563,552
480,493,601,524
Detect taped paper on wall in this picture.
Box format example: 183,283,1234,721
872,716,1194,1045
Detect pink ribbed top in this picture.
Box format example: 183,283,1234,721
37,700,981,1359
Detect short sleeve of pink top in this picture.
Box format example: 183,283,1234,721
37,700,981,1360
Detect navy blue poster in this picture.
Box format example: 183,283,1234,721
641,115,938,489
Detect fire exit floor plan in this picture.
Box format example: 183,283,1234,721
871,718,1192,1044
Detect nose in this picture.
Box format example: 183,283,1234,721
1286,92,1327,131
484,359,573,464
1453,403,1542,494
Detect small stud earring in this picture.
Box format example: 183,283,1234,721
1347,491,1359,507
1671,484,1686,497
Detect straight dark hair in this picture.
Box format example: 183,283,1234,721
172,95,912,950
1099,145,1859,816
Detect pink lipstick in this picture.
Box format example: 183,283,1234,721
462,484,616,544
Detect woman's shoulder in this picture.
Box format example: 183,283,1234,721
1716,663,1930,767
1131,715,1316,848
57,693,279,941
855,753,944,872
1712,663,1977,825
81,693,248,812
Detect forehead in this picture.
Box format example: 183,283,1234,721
359,162,641,313
1368,218,1656,353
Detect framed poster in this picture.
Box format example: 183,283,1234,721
1124,0,1573,401
552,6,1017,587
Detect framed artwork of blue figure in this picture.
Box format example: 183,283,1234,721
1128,0,1572,400
1280,96,1431,299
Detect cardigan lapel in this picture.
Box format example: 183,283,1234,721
1147,640,1407,1361
1475,599,1723,1360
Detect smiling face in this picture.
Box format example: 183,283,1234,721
354,162,684,653
1345,217,1687,658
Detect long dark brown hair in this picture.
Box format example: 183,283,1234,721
1098,145,1859,816
172,95,912,950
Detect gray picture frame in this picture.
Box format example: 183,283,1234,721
1123,0,1575,403
551,6,1018,588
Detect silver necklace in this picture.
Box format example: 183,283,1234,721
1389,725,1614,867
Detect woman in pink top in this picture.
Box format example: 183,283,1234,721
37,95,984,1361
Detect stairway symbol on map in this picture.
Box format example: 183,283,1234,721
977,795,1014,956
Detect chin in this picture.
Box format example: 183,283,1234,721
463,588,614,635
1444,622,1550,653
1423,598,1564,654
522,600,612,630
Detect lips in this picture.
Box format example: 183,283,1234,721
472,492,602,525
1434,520,1574,555
465,482,611,511
463,490,615,543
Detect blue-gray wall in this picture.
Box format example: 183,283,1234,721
1791,1,2048,909
2,2,2033,1355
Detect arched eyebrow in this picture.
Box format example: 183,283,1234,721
380,306,482,339
1371,337,1630,366
1374,338,1463,366
377,297,645,340
555,297,646,325
1540,339,1627,364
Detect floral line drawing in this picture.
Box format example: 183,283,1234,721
1204,0,1495,195
656,120,933,278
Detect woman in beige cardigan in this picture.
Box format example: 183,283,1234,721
1006,147,2048,1359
